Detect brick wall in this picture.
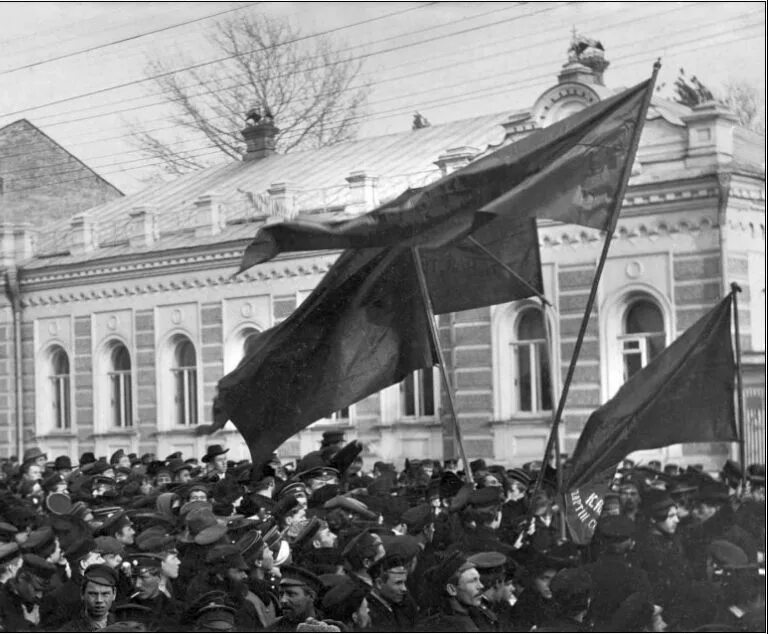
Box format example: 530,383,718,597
73,316,94,452
201,302,223,425
0,309,13,453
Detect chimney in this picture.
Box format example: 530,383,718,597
194,192,224,237
1,223,36,266
128,206,159,248
682,101,738,167
242,118,279,161
69,213,97,255
435,147,479,176
267,182,298,220
0,224,14,267
345,171,379,215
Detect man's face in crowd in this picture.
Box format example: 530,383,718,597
17,572,45,605
102,553,123,569
377,570,408,604
619,485,640,512
80,552,105,571
482,575,510,603
57,467,72,479
189,489,208,503
175,469,192,484
116,524,136,545
279,585,315,622
452,567,484,607
509,481,527,502
135,570,161,600
656,506,680,535
83,580,116,619
24,464,42,482
312,526,337,549
421,463,434,479
533,569,557,599
692,502,718,524
155,472,172,488
212,455,228,474
161,553,180,579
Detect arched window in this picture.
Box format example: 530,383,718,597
400,368,437,418
512,308,552,413
171,337,198,426
108,343,132,428
619,298,665,381
49,346,71,430
242,328,262,359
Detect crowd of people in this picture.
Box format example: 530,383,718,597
0,430,765,632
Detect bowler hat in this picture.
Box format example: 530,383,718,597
79,452,97,467
54,456,72,470
202,445,229,464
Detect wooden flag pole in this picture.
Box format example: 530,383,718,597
411,247,473,483
529,60,662,505
731,282,747,488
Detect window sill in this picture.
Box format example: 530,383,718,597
35,431,77,440
374,418,442,430
91,429,139,438
153,428,200,437
490,416,552,425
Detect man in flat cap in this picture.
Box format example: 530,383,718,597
417,551,490,632
266,565,322,632
96,510,137,550
0,553,56,630
57,563,118,631
321,576,372,631
369,555,417,632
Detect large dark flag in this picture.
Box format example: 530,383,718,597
214,247,438,465
238,78,654,272
566,294,737,492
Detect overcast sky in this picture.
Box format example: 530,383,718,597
0,1,764,193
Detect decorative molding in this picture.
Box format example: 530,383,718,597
621,187,718,207
22,259,335,307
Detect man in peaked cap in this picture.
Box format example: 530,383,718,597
297,430,346,475
266,565,322,632
191,594,237,632
97,510,137,548
369,554,418,632
126,553,183,629
469,551,515,631
321,576,372,630
0,553,57,630
57,563,119,632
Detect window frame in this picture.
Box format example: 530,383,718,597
170,337,199,427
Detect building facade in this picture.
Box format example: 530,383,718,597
1,52,765,470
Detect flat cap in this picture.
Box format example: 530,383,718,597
323,495,377,520
321,430,345,444
468,486,502,508
64,537,97,563
507,468,532,487
0,542,21,565
549,568,593,606
96,510,133,536
205,544,248,571
401,503,433,533
20,554,57,580
94,536,126,556
21,526,56,555
380,534,420,563
83,563,119,587
279,564,322,594
708,539,749,568
597,515,636,541
428,551,474,590
321,578,368,622
468,551,507,573
695,482,731,505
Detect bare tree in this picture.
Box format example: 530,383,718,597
127,13,370,175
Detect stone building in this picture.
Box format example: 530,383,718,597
0,50,764,470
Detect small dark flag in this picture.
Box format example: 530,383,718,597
566,294,738,492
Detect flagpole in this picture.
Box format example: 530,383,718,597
467,235,552,307
730,282,747,487
411,247,473,483
529,61,662,504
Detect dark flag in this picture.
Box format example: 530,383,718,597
566,294,738,492
214,247,438,465
238,78,654,272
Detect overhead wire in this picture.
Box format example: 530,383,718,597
4,21,763,196
0,6,760,175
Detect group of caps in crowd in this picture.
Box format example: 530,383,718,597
0,429,765,632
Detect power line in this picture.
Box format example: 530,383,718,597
0,2,261,76
1,0,705,163
4,23,763,195
0,2,439,120
0,4,754,170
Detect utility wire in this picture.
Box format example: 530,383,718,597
0,2,261,76
0,8,759,172
4,24,763,196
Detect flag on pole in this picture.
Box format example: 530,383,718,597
214,247,438,465
238,78,654,272
566,294,738,492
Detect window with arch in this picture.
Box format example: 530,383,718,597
241,327,262,359
107,343,133,428
512,307,552,413
619,297,666,381
170,336,198,426
400,368,438,418
48,346,71,430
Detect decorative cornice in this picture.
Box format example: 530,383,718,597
730,187,766,202
621,187,718,208
21,259,335,307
